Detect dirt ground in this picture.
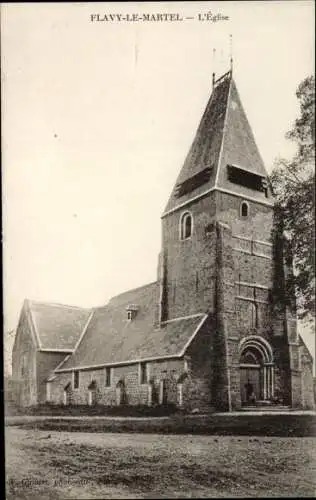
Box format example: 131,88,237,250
5,427,316,499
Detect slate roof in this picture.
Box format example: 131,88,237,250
164,73,230,213
164,70,272,215
57,282,207,371
299,335,314,363
26,299,92,350
216,78,272,198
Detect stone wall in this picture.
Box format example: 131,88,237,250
213,194,306,410
161,193,217,320
216,191,273,241
11,310,38,406
50,358,185,407
49,316,221,412
212,221,235,411
184,315,215,412
36,351,69,403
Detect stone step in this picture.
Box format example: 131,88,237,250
241,405,291,412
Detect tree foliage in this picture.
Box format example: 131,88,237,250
270,75,315,319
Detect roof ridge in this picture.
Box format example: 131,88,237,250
26,298,91,311
23,299,42,349
231,78,269,178
213,69,232,88
214,76,272,198
214,74,232,188
109,281,157,302
163,70,232,214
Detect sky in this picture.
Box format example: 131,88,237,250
1,1,315,369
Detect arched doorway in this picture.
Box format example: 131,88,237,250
239,336,274,405
116,379,125,406
88,380,97,406
63,382,71,405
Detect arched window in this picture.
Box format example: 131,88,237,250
240,201,249,218
180,212,193,240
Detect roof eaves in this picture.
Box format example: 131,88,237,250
179,313,209,356
161,188,214,218
28,299,90,311
72,310,95,352
25,299,42,349
216,187,274,207
12,303,26,353
55,353,183,373
53,354,72,373
228,163,267,178
298,334,314,361
38,348,74,353
109,281,157,304
161,312,205,324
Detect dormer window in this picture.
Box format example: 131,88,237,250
126,304,139,320
240,201,249,218
180,211,193,240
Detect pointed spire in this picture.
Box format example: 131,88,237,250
162,64,272,215
229,34,233,73
212,48,216,88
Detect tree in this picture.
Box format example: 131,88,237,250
270,75,315,320
4,329,15,377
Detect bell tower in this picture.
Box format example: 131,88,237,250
157,67,273,322
154,62,303,410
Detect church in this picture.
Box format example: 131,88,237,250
12,67,315,411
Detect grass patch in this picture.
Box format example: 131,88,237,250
6,428,316,499
9,414,316,437
6,402,179,417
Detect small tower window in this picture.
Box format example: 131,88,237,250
180,212,193,240
240,201,249,218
